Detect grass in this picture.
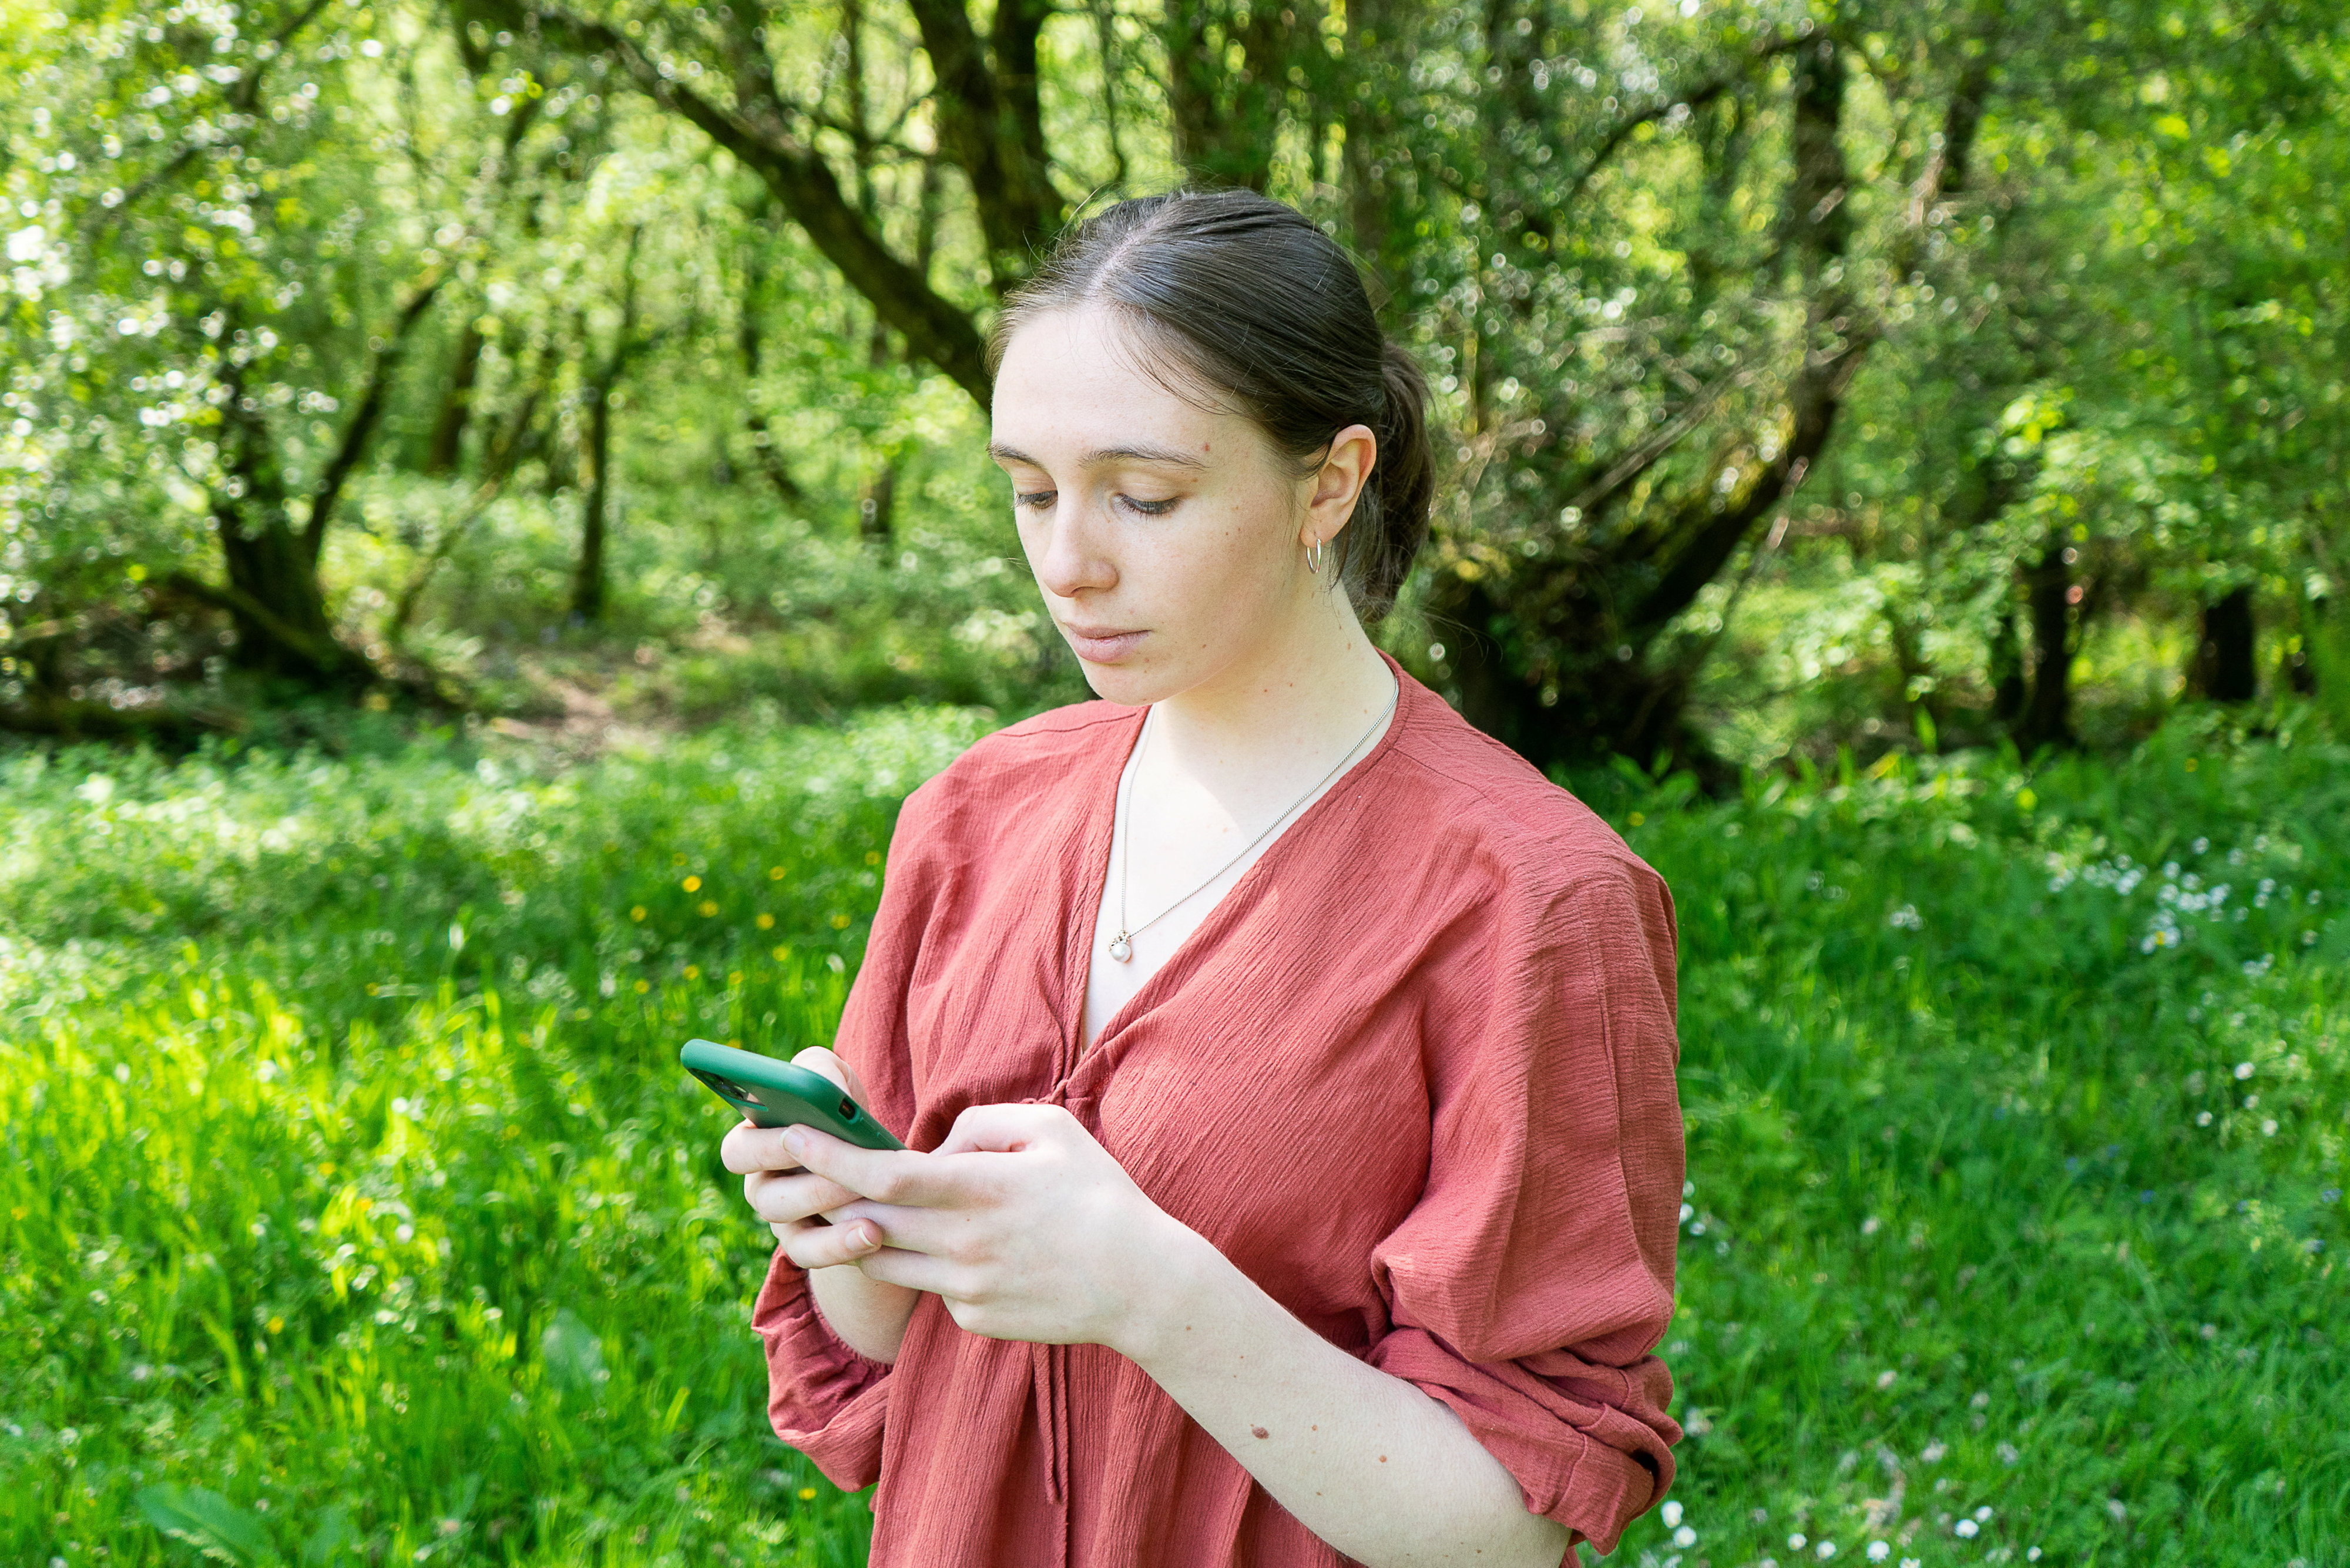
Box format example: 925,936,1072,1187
3,703,2345,1568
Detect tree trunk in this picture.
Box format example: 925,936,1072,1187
859,464,898,553
737,222,807,509
212,513,358,686
572,370,617,622
1163,0,1301,191
1422,32,1875,775
424,318,485,476
190,278,441,687
1341,0,1398,300
2191,585,2257,701
1989,608,2027,728
2014,532,2074,751
570,230,644,623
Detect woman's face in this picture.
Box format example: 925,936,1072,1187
989,303,1372,706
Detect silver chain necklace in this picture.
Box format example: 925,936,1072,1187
1106,675,1399,963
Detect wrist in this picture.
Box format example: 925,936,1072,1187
1109,1217,1240,1372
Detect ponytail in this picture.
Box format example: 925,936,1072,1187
1340,338,1434,624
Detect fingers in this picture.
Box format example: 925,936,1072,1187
788,1046,851,1095
933,1100,1077,1157
786,1124,966,1207
849,1240,971,1298
744,1167,864,1226
722,1119,808,1176
791,1045,881,1113
775,1213,889,1271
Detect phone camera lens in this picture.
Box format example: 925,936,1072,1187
838,1097,858,1119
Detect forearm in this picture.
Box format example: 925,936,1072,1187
805,1257,921,1364
1120,1230,1571,1568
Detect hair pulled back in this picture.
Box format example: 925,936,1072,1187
988,189,1433,624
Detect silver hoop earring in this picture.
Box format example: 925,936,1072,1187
1304,539,1324,574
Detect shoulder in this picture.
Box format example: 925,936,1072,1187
1382,683,1667,911
888,696,1134,853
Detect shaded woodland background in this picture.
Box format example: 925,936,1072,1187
7,0,2348,773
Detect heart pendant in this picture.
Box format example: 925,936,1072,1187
1107,934,1133,963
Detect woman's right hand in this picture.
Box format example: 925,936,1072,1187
721,1047,888,1269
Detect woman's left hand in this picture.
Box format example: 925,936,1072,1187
778,1103,1203,1354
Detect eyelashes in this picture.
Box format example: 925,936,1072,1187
1013,491,1179,517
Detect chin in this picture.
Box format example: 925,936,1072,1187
1077,662,1176,708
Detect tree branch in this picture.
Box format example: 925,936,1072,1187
502,1,992,404
162,570,354,675
1565,29,1807,203
907,0,1063,286
303,274,446,566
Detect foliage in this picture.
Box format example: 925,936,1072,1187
1589,708,2349,1563
6,0,2348,765
1,706,993,1566
5,704,2345,1564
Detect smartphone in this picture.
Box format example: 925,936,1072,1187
680,1038,905,1151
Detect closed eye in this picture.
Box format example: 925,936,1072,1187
1013,491,1179,516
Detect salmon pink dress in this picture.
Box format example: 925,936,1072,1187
753,652,1684,1566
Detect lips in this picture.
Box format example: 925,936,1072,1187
1058,623,1147,663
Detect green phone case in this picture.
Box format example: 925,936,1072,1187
680,1038,905,1151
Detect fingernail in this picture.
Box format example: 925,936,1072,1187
782,1127,807,1156
850,1223,877,1251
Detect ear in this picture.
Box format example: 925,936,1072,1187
1300,424,1379,549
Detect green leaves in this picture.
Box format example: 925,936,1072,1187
135,1486,274,1565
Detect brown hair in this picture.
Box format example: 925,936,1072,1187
987,189,1433,624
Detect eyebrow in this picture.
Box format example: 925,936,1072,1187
987,440,1207,471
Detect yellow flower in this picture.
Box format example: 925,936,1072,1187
699,899,719,917
683,875,703,892
771,945,790,961
634,979,650,994
727,972,742,986
756,913,775,930
684,965,701,981
769,865,787,881
830,912,852,929
798,1488,817,1502
1628,811,1646,827
864,850,881,866
629,906,647,922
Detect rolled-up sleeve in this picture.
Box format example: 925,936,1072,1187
751,780,942,1488
1367,852,1685,1556
753,1255,895,1488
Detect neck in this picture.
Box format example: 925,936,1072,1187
1147,585,1398,782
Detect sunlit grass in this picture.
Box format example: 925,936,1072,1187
4,704,2344,1566
2,709,990,1567
1597,709,2349,1567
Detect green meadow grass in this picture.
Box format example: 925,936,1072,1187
3,706,2345,1567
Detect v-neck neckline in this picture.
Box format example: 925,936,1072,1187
1051,649,1419,1090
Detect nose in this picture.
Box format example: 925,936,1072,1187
1028,496,1118,603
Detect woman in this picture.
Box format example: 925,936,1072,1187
724,189,1684,1567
